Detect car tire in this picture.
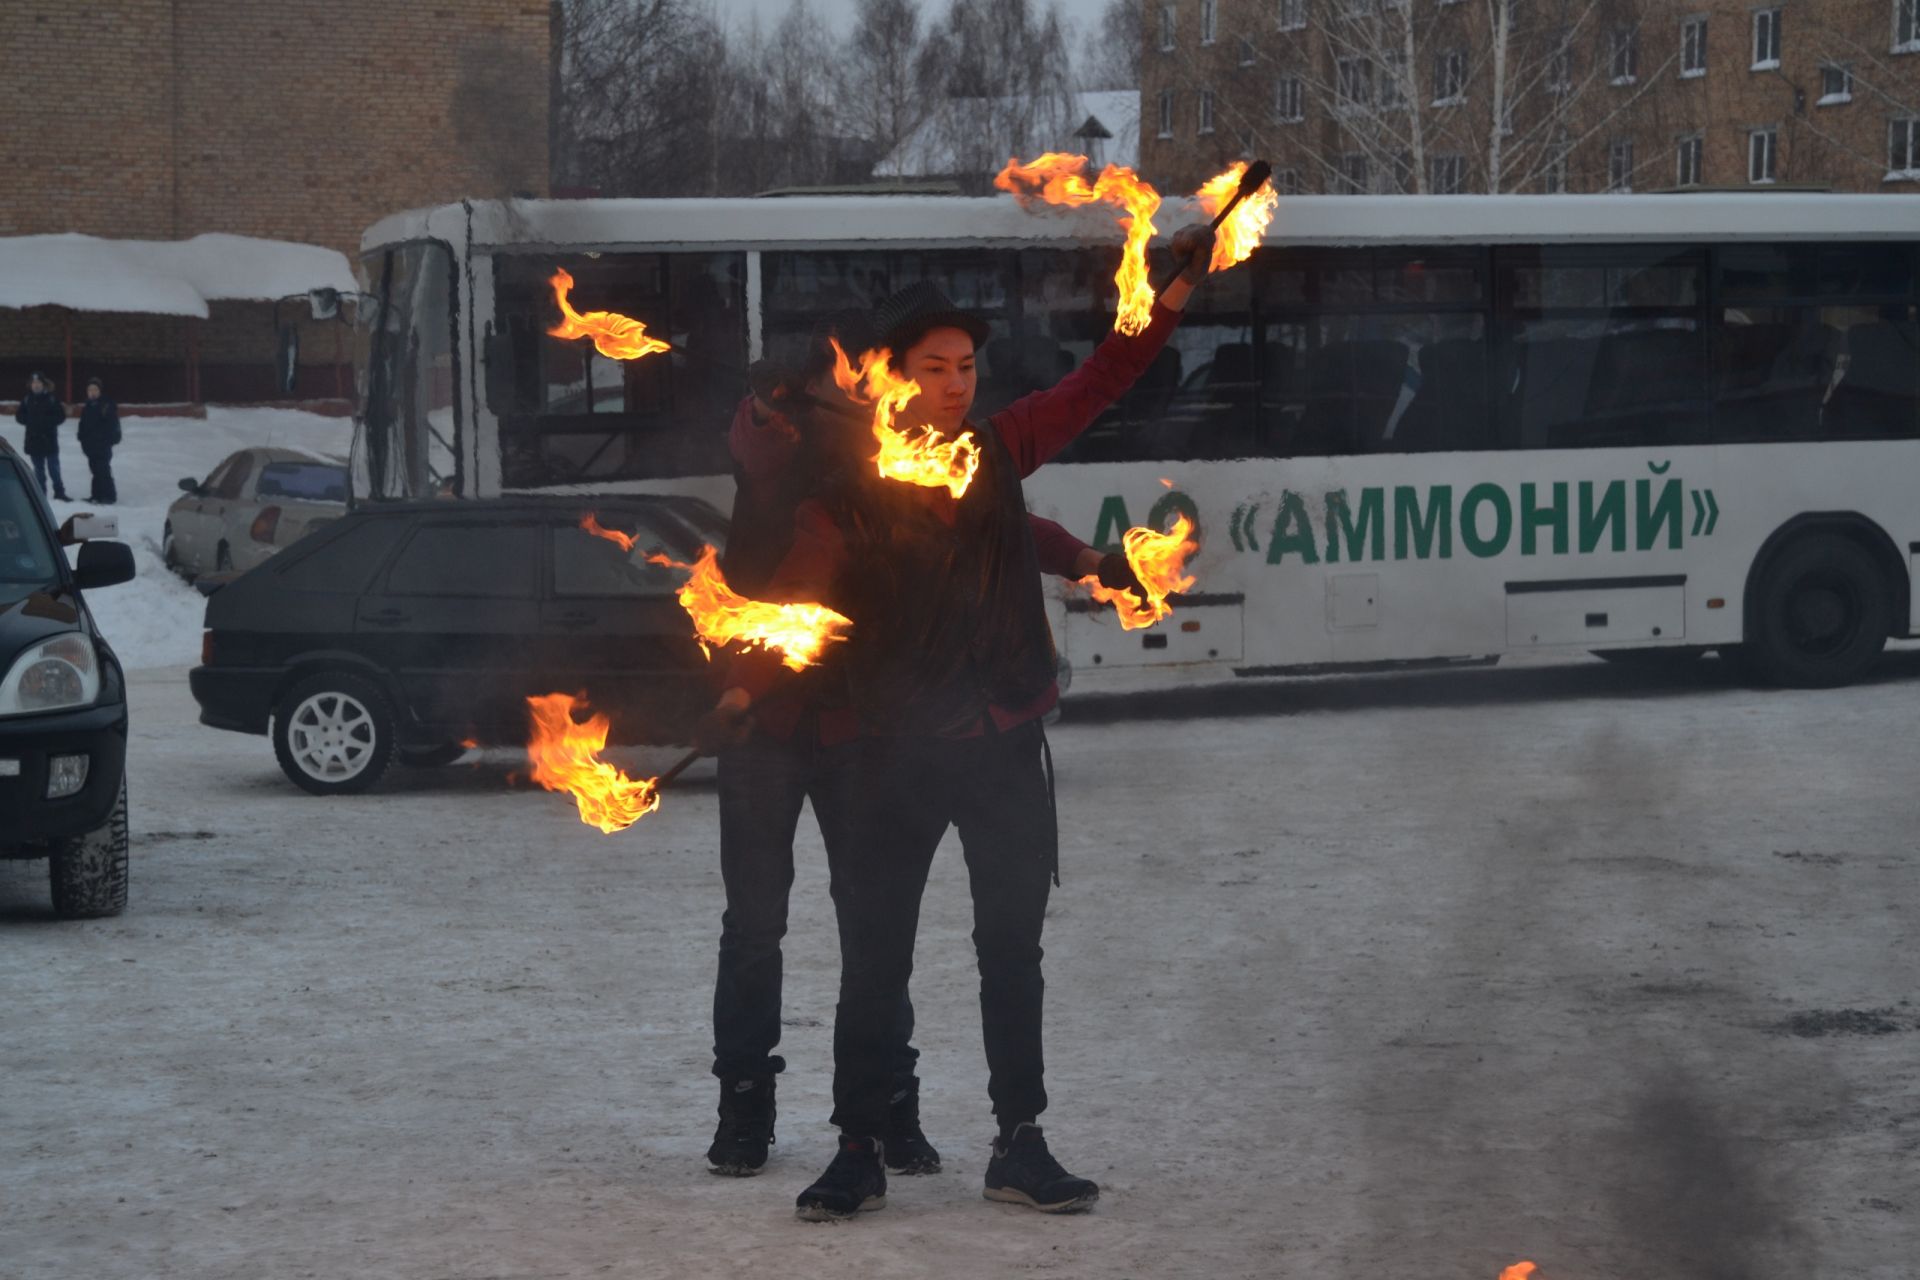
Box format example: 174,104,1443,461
1741,533,1891,689
272,671,396,795
48,779,130,919
397,742,469,769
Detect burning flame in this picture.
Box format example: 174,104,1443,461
580,511,636,552
1498,1265,1537,1280
526,692,660,834
1194,162,1280,272
548,267,671,361
828,339,981,499
643,542,852,672
995,153,1162,336
1079,512,1199,631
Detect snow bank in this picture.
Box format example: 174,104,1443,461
9,408,355,670
0,233,357,317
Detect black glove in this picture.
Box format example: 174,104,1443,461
692,703,754,756
1170,224,1217,284
1096,551,1149,604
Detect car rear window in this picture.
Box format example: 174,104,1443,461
257,462,349,503
386,524,540,598
274,519,400,594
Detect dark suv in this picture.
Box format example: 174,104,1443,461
0,439,138,918
190,495,723,795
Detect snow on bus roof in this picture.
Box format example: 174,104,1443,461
363,192,1920,256
0,233,356,318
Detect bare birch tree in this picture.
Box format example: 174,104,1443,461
1081,0,1142,91
918,0,1079,192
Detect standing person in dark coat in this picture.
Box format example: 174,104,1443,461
13,373,69,501
76,377,121,505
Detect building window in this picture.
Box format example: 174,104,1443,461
1891,116,1920,174
1819,63,1854,104
1273,75,1305,122
1336,56,1374,110
1201,0,1218,44
1897,0,1920,53
1339,0,1373,16
1433,49,1466,104
1275,167,1303,195
1381,51,1408,110
1278,0,1307,31
1160,3,1176,51
1429,153,1465,193
1237,128,1256,157
1748,126,1778,182
1159,89,1175,138
1681,17,1707,76
1544,133,1569,192
1548,37,1573,93
1336,153,1370,193
1199,89,1216,134
1752,8,1782,69
1608,136,1634,191
1610,26,1639,83
1240,36,1257,66
1676,133,1703,185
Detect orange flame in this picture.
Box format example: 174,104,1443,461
828,338,981,499
645,544,851,672
580,512,637,551
1079,512,1199,631
1194,162,1279,272
1498,1265,1537,1280
526,692,660,833
548,267,672,361
995,153,1162,336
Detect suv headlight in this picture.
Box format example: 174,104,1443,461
0,633,102,717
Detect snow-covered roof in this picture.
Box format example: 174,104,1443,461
872,89,1141,179
0,233,357,318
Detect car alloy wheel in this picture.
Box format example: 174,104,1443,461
286,689,379,784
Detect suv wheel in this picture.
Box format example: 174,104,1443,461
48,779,130,919
273,671,396,795
1742,533,1891,688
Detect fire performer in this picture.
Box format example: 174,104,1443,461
696,224,1217,1220
697,315,1145,1179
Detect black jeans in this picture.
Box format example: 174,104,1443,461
817,720,1056,1138
84,447,115,504
712,729,919,1086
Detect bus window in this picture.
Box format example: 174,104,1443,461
359,242,460,500
490,252,746,486
1497,246,1708,451
1714,243,1918,442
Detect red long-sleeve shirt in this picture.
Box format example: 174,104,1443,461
735,298,1183,741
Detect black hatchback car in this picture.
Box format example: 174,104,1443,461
0,438,138,917
190,495,724,795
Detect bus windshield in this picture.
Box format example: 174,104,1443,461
355,241,460,501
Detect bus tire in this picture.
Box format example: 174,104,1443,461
1742,533,1890,688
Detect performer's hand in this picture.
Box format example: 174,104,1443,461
693,699,754,756
1096,551,1149,605
1171,224,1216,284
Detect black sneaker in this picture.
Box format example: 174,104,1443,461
983,1123,1099,1213
883,1080,942,1174
706,1074,776,1177
794,1135,887,1221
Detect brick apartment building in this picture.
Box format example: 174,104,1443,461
0,0,550,407
1141,0,1920,197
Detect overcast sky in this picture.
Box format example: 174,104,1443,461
709,0,1114,58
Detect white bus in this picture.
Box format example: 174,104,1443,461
351,193,1919,691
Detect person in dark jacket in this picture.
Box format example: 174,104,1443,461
14,373,69,501
701,224,1216,1222
76,377,121,505
698,317,1144,1181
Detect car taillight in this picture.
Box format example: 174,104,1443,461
201,631,214,665
251,506,282,543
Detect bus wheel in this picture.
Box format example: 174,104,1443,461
1742,533,1890,688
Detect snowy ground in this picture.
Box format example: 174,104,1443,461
3,654,1916,1280
8,407,353,670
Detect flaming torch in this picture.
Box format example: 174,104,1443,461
526,692,662,833
1079,512,1200,631
995,153,1163,336
547,268,671,361
1499,1265,1537,1280
1193,160,1279,272
828,339,981,499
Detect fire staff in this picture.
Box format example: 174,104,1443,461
697,316,1146,1180
700,224,1217,1221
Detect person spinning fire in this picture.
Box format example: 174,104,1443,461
698,312,1146,1180
696,222,1217,1221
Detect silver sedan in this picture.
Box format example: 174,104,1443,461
163,447,348,581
